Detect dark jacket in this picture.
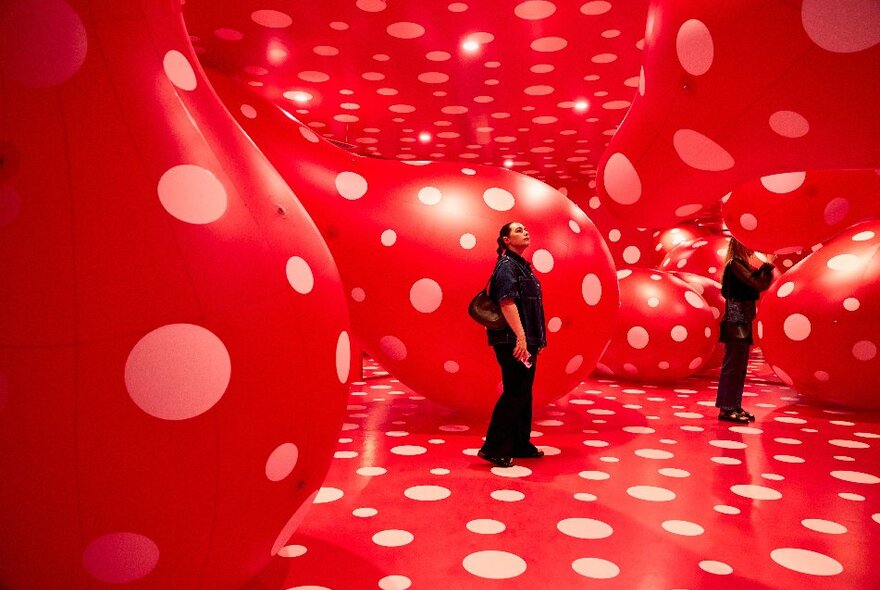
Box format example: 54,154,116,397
719,259,774,344
487,252,547,348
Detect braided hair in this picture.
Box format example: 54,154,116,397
496,222,515,258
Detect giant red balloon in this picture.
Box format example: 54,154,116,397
597,1,880,227
0,1,349,588
658,234,730,282
209,72,620,415
597,268,717,382
757,221,880,410
723,169,880,254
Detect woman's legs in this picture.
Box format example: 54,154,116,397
482,345,537,457
716,341,751,410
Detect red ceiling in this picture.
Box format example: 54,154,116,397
183,0,649,190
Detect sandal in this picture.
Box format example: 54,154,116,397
719,409,750,424
737,408,756,422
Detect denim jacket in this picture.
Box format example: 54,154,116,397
487,251,547,348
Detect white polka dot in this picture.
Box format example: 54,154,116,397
761,171,806,193
409,278,443,313
608,229,621,242
353,507,378,517
82,533,159,583
684,291,705,309
569,220,582,233
356,467,386,476
581,274,602,305
571,558,620,579
853,340,877,361
673,129,734,171
603,152,641,204
635,449,674,460
380,229,397,246
463,550,527,579
676,19,714,76
770,548,843,575
830,470,880,484
460,233,477,249
852,230,875,241
557,518,613,539
125,324,230,420
467,519,506,534
532,249,554,273
285,256,314,294
391,445,427,456
801,0,880,53
372,530,414,547
731,484,782,500
443,360,459,373
378,575,412,590
483,187,515,211
335,171,368,200
265,443,298,481
351,287,366,302
699,560,733,575
622,245,641,264
627,326,649,349
714,505,740,515
418,186,442,205
670,326,688,342
277,544,307,558
659,468,691,478
548,317,562,332
769,110,810,138
661,520,704,536
404,485,451,501
777,282,795,297
298,125,320,142
802,519,847,534
783,313,811,341
252,9,292,28
379,336,407,360
626,486,676,501
313,487,344,504
491,489,525,502
740,213,758,230
827,253,861,271
579,470,611,480
335,332,351,384
843,297,860,311
565,355,584,374
824,197,850,225
163,50,197,91
158,165,227,224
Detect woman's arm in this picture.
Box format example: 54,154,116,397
729,259,774,291
500,299,530,362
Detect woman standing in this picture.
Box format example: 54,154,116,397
716,238,775,423
478,222,546,468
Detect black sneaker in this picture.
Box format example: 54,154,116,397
478,450,514,468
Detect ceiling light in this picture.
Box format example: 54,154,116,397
462,40,480,53
574,100,589,112
283,91,312,103
418,132,432,143
503,159,514,168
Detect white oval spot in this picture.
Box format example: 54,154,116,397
627,326,650,349
603,152,642,205
532,249,554,273
783,313,811,341
409,278,443,313
462,550,527,579
770,548,843,575
335,171,368,200
418,186,442,205
483,187,515,211
163,50,197,91
285,257,314,294
158,165,227,224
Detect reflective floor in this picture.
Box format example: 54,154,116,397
256,352,879,590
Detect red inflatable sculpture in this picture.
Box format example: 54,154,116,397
757,220,880,410
597,269,717,383
654,223,710,263
0,1,349,588
572,190,657,269
597,0,880,227
669,271,724,371
208,72,620,415
723,169,880,254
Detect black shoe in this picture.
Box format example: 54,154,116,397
719,409,750,424
478,450,514,468
737,408,756,422
513,449,545,459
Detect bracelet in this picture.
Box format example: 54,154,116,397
516,336,526,341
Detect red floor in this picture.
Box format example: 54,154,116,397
255,352,879,590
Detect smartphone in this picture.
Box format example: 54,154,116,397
521,356,533,369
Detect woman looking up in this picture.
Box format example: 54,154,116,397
716,237,776,423
478,222,547,468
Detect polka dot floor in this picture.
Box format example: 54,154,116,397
253,352,879,590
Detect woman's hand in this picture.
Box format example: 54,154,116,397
500,300,530,362
513,336,529,362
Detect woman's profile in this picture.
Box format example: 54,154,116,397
478,222,547,468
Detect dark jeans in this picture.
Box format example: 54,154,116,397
715,341,751,410
482,344,539,456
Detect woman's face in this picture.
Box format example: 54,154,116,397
504,222,530,251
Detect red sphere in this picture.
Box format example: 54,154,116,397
210,73,620,415
658,234,730,282
757,221,880,410
597,269,717,382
